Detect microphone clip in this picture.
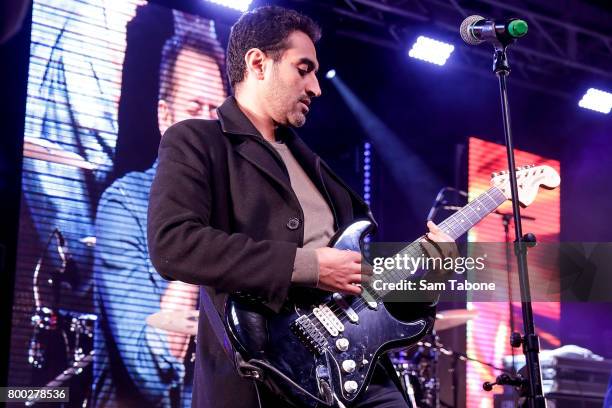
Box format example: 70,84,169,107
483,372,528,395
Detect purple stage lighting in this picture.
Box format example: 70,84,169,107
578,88,612,114
204,0,252,12
408,36,455,66
363,142,371,205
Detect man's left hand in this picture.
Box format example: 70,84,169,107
423,220,460,264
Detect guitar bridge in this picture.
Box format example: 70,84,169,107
291,315,328,354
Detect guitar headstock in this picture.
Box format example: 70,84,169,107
491,164,560,207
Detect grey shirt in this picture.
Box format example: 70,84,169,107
270,140,335,286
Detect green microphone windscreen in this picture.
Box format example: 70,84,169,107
508,20,528,38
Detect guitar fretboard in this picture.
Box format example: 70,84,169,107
363,186,507,299
437,186,507,240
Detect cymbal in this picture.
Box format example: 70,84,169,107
434,309,478,332
24,136,97,170
146,310,198,335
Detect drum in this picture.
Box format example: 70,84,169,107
391,349,438,408
28,308,97,407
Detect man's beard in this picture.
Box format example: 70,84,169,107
288,108,306,128
268,67,308,128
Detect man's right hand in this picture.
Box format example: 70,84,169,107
315,247,370,295
160,281,199,360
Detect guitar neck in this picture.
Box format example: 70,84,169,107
404,185,507,257
365,186,508,297
436,186,507,240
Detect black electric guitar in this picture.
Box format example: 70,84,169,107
225,165,560,407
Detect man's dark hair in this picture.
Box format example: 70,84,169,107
159,32,227,101
226,6,321,88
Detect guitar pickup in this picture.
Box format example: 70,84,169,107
359,288,379,310
332,293,359,323
313,304,344,336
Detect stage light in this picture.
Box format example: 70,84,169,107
363,141,372,207
578,88,612,114
408,36,455,66
326,69,336,79
204,0,252,12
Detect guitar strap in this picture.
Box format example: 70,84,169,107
198,290,233,356
199,290,266,381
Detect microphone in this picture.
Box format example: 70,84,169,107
427,188,447,222
427,187,468,222
460,15,528,46
53,228,69,271
54,228,65,247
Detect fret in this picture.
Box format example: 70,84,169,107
493,187,507,204
466,205,480,223
440,217,462,239
452,207,475,229
482,190,500,211
441,210,468,239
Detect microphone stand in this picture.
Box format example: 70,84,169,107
485,39,547,408
493,211,536,374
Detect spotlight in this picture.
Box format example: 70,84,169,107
578,88,612,114
363,141,372,206
408,36,455,66
204,0,252,12
326,69,336,79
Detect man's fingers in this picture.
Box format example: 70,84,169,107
347,273,372,285
345,250,362,262
427,221,455,243
360,263,374,276
342,284,362,295
427,230,453,243
427,220,441,233
421,239,444,260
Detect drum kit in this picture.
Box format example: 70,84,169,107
27,225,96,407
27,308,96,407
22,139,98,406
391,309,479,408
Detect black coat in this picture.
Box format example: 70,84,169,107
147,96,372,407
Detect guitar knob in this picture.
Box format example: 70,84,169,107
342,359,356,373
344,380,358,394
336,338,349,352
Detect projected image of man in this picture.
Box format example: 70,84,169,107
91,32,227,408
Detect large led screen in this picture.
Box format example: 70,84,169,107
11,1,229,406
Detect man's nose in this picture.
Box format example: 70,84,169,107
307,74,322,98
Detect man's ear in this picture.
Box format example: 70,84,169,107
244,48,267,80
158,99,172,136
